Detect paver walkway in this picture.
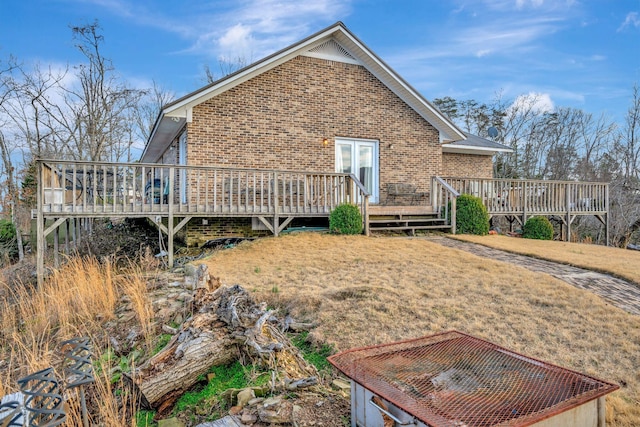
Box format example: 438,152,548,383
426,236,640,316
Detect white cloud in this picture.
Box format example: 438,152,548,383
618,12,640,32
73,0,352,60
218,24,254,54
516,0,545,9
508,92,555,114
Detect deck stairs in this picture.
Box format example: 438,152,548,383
368,205,451,235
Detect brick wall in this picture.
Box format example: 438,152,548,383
187,56,442,200
185,217,271,246
442,153,494,178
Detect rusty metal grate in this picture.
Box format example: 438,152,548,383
328,331,619,427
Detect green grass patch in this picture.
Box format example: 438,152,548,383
174,361,248,414
290,331,334,374
135,410,157,427
153,334,173,355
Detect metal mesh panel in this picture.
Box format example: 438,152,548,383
328,331,619,427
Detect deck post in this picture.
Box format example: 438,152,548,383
36,161,45,289
273,171,279,237
522,182,527,226
451,196,457,235
54,220,60,268
363,195,370,236
566,183,572,242
168,167,175,268
605,184,610,246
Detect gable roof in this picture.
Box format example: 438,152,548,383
443,132,513,155
141,21,466,163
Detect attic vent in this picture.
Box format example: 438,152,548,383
302,39,360,65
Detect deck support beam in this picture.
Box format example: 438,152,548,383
257,215,294,236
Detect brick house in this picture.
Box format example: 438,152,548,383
140,22,511,244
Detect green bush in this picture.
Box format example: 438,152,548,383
0,219,18,261
455,194,489,235
523,216,554,240
329,203,363,235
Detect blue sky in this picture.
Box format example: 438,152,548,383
1,0,639,123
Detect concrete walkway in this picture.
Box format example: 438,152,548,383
426,236,640,316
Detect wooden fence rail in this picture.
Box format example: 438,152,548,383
440,177,609,216
37,160,368,217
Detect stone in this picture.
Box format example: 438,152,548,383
236,388,256,408
247,397,264,406
158,417,185,427
258,400,293,424
240,412,258,425
229,405,243,416
331,378,351,394
261,395,283,408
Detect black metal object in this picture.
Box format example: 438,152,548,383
0,400,23,427
16,368,66,427
61,337,95,427
61,337,94,388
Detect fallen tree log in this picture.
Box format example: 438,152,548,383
130,266,316,414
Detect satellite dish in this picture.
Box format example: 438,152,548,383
487,126,499,139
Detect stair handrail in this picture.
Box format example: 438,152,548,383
348,174,370,236
432,176,460,234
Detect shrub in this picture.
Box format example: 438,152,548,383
523,216,554,240
455,194,489,235
0,219,18,261
329,203,363,235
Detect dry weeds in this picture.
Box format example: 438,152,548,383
0,256,153,427
451,234,640,285
204,233,640,427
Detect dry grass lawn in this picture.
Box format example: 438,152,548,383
204,233,640,427
451,234,640,285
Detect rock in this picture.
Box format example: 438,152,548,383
240,412,258,425
237,388,256,408
262,395,283,408
173,313,184,324
247,397,264,406
258,400,293,424
158,418,185,427
162,324,178,335
229,405,243,415
332,378,351,393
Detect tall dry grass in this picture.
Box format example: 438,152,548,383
0,255,153,426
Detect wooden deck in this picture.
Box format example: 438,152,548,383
34,160,371,285
434,177,609,242
34,160,609,286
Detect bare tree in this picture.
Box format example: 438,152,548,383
59,21,145,161
203,55,250,84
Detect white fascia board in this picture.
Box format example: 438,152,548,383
443,144,513,155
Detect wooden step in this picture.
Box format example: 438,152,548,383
370,225,451,231
369,218,445,224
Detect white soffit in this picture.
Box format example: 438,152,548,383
301,39,360,65
442,144,512,155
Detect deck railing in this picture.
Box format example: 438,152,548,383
440,177,608,216
37,160,369,218
431,176,460,233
